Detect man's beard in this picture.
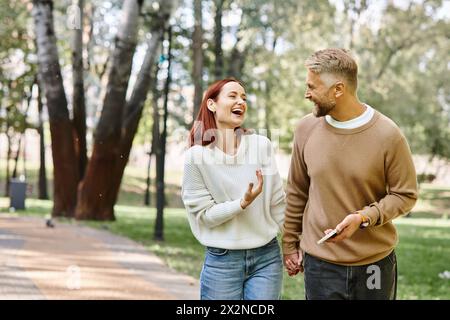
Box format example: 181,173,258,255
312,99,336,117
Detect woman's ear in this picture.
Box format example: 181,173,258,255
207,99,216,112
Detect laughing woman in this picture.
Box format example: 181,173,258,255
181,78,286,300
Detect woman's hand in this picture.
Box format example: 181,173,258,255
240,169,263,209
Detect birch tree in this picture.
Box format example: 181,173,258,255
32,0,79,217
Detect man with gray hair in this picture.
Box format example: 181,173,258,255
282,48,418,299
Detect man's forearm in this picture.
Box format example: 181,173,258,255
282,208,303,254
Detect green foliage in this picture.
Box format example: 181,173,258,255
157,0,449,154
352,2,450,158
0,2,36,135
2,1,448,157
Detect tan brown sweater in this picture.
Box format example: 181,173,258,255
282,110,418,265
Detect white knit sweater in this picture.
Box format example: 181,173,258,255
181,133,286,249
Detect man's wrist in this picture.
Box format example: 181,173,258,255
358,212,370,228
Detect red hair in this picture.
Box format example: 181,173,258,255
189,78,247,147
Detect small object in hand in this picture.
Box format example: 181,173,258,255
317,229,338,245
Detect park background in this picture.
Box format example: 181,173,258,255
0,0,449,299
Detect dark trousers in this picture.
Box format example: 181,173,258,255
304,250,397,300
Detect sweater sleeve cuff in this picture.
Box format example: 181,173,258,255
282,242,299,255
199,198,246,228
230,198,245,214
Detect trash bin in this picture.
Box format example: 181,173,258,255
10,178,27,210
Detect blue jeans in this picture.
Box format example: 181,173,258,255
304,250,397,300
200,238,283,300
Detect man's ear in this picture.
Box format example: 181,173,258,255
207,99,216,112
334,82,344,98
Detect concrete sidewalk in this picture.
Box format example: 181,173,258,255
0,215,199,300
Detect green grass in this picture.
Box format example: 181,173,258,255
1,197,449,300
394,219,450,299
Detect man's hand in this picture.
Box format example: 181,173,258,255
324,213,362,243
240,169,263,209
283,250,303,276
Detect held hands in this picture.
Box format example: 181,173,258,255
240,169,263,209
323,213,363,243
283,250,303,277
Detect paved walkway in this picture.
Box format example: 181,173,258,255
0,214,199,300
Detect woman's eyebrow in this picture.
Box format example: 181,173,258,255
228,90,246,96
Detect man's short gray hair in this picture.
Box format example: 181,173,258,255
305,48,358,92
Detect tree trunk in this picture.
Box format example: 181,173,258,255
72,0,87,181
154,26,173,241
75,0,142,221
12,134,21,179
228,47,247,80
262,36,277,140
104,0,177,214
5,134,11,196
12,88,33,179
214,0,225,80
227,26,247,80
32,0,79,217
22,132,27,179
144,151,152,206
264,80,272,140
37,81,49,200
109,28,163,210
84,1,95,73
192,0,204,121
145,64,162,207
144,64,162,207
3,81,12,196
